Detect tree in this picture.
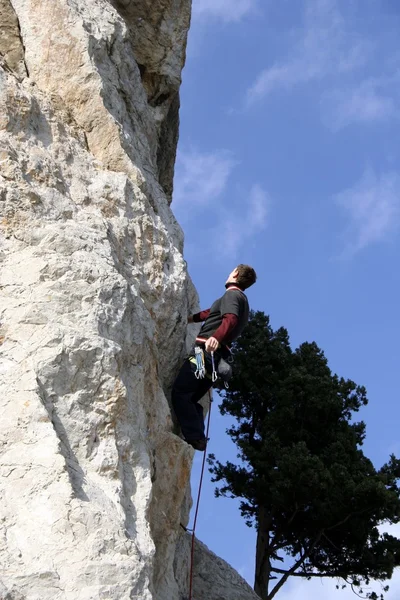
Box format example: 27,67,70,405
208,311,400,600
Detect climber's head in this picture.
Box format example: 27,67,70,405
226,265,257,290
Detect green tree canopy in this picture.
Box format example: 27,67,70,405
209,311,400,600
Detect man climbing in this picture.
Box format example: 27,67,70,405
172,264,257,451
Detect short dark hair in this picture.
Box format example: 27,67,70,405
236,264,257,290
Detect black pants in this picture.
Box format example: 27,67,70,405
171,356,214,442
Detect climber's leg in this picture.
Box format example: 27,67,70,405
171,359,213,442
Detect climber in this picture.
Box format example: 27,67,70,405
171,264,257,451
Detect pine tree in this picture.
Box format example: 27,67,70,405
208,311,400,600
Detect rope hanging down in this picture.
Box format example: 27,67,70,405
188,387,213,600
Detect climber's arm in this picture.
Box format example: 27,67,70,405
204,313,238,352
188,309,210,324
212,313,238,344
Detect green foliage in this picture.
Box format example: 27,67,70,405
208,311,400,600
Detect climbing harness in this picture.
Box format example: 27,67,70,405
194,346,206,379
187,389,213,600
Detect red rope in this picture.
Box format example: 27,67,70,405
188,389,213,600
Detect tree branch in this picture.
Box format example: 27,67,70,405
322,531,340,551
270,567,346,578
325,507,373,532
269,508,299,553
267,533,323,600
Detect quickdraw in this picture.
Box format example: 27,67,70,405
210,351,218,383
194,346,206,379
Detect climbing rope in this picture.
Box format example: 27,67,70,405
188,388,213,600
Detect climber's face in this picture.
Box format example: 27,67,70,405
226,268,239,285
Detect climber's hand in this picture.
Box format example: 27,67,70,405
205,337,219,353
188,315,194,324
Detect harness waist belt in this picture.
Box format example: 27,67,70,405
195,336,231,351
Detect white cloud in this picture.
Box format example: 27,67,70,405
217,183,270,257
379,522,400,537
173,148,237,207
192,0,258,23
246,0,369,106
247,183,269,227
334,169,400,256
323,75,400,130
173,150,270,256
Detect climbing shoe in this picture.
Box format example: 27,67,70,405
187,438,207,452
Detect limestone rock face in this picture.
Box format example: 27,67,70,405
175,534,260,600
0,1,254,599
108,0,191,201
0,0,27,79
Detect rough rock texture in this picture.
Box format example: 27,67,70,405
175,534,260,600
109,0,190,201
0,1,254,599
0,0,27,79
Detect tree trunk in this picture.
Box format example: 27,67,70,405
254,506,271,600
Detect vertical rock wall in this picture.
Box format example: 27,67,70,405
0,1,197,598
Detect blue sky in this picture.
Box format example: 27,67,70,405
172,0,400,597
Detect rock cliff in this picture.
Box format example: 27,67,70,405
0,1,260,598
